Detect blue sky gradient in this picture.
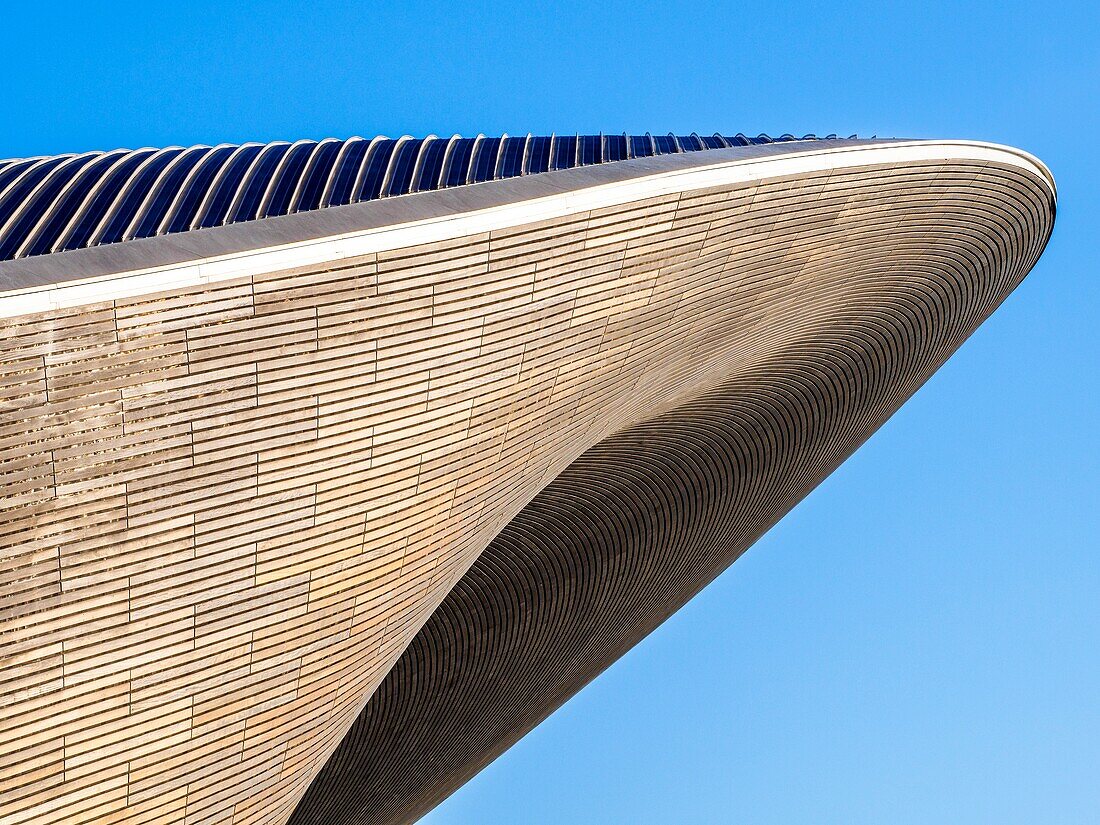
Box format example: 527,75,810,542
3,2,1096,822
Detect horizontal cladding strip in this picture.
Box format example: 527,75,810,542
0,140,1053,319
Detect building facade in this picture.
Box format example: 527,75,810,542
0,133,1055,824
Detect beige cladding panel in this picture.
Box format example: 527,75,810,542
0,159,1051,824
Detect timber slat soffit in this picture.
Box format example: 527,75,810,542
0,134,1054,825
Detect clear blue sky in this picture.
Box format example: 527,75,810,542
4,2,1096,822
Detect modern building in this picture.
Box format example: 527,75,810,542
0,132,1054,824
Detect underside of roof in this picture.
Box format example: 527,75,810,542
281,148,1053,825
0,135,1054,825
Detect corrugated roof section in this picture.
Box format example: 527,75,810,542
0,132,849,262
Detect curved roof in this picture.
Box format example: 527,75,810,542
0,132,846,263
0,137,1055,825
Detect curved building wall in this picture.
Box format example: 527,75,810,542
0,139,1053,825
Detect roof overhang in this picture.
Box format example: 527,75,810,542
0,138,1054,318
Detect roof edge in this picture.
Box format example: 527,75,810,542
0,138,1054,318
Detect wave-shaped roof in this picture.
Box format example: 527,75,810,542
0,132,849,263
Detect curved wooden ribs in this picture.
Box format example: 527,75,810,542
0,150,1053,825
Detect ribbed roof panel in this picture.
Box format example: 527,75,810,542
0,132,848,262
